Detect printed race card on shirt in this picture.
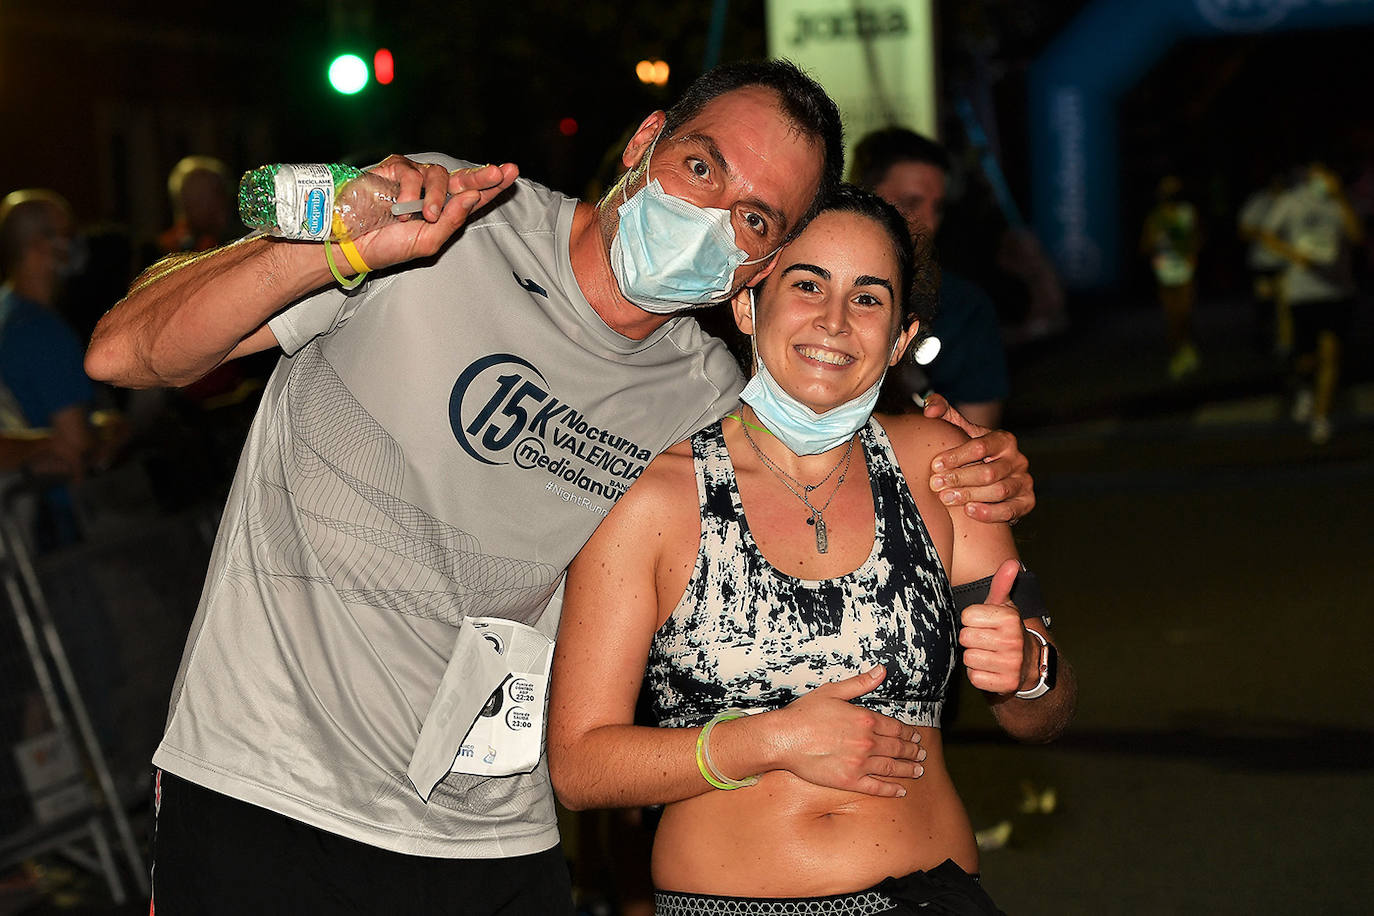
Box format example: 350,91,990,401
449,617,555,777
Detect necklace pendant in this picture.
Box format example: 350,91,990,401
814,514,828,553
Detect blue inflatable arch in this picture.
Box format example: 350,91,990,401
1029,0,1374,290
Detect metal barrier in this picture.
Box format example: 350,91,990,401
0,469,212,904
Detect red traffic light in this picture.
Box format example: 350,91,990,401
374,48,394,85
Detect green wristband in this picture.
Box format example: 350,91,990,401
325,239,367,290
695,708,758,790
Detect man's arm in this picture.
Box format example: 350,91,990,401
921,392,1033,524
86,238,307,388
86,160,518,389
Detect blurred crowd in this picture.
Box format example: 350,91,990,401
0,156,274,544
1141,159,1367,443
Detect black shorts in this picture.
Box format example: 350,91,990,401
1292,297,1355,354
654,859,1003,916
151,770,573,915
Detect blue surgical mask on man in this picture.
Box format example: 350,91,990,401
739,288,894,455
609,131,775,314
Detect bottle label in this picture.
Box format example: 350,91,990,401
273,164,337,240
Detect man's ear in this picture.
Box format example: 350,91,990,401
731,286,755,336
622,111,667,171
750,249,782,284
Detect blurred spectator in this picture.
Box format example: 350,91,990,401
156,155,236,256
154,153,266,403
0,190,96,490
59,222,136,348
1140,175,1202,380
143,156,268,506
0,189,121,752
1238,173,1291,354
1261,162,1364,444
851,127,1009,428
150,154,261,405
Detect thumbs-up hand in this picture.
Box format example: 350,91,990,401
960,559,1037,695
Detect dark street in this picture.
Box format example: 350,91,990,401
948,297,1373,914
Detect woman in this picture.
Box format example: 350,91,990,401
548,186,1075,914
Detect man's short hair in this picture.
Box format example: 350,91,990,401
849,128,951,191
0,189,70,277
662,59,843,233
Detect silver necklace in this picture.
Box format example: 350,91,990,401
740,424,856,554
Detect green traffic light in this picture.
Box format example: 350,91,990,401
328,54,369,94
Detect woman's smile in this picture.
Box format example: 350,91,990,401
794,344,855,368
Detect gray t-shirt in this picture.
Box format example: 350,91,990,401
152,156,744,857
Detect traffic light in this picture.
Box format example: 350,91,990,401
327,49,395,94
328,53,369,94
374,49,394,86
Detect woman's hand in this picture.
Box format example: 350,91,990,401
959,559,1037,695
763,666,927,797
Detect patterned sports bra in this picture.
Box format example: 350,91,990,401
645,417,957,729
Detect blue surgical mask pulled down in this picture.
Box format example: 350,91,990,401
610,133,773,314
739,289,892,455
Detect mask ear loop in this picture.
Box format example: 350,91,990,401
622,127,663,206
739,243,780,268
748,286,762,374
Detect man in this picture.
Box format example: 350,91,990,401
0,189,121,755
151,155,270,489
850,128,1010,428
87,61,1033,913
1261,162,1363,444
0,190,96,485
156,156,237,257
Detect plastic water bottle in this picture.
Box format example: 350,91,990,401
239,163,423,241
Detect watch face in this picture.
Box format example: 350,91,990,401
1044,643,1058,691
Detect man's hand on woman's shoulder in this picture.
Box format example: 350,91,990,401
922,392,1034,524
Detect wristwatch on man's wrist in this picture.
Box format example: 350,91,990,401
1015,627,1057,700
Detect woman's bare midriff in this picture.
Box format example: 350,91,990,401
650,727,977,897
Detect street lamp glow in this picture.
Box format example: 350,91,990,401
328,54,369,95
635,59,670,86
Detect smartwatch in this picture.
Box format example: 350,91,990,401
1015,627,1057,700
